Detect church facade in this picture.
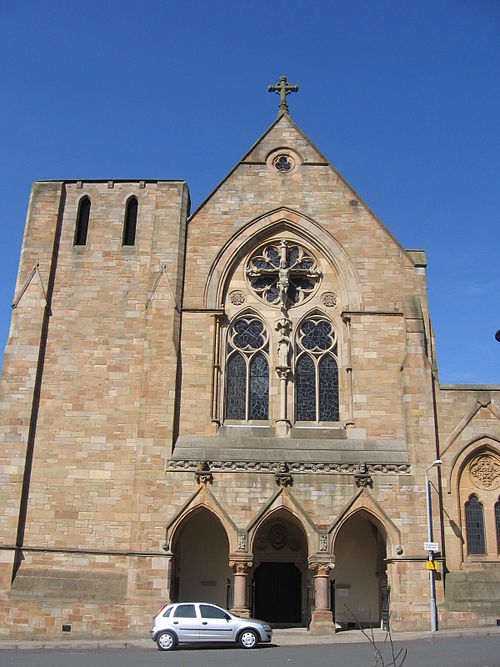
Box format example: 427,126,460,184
1,82,499,638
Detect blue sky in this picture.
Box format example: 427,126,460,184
0,0,498,382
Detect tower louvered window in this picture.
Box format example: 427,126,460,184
123,196,138,246
74,196,90,246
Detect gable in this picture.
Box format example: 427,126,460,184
184,113,426,312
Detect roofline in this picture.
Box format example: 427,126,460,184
187,112,293,221
187,112,425,269
439,384,500,391
33,179,187,184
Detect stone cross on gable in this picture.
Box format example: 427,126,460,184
246,239,321,315
268,76,299,114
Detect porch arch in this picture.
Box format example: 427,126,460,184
331,508,388,628
249,506,310,626
170,506,232,608
165,485,240,553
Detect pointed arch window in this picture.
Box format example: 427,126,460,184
465,495,486,555
295,317,339,422
74,196,90,246
225,316,269,421
495,497,500,554
123,196,138,246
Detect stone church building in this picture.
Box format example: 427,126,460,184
1,79,499,638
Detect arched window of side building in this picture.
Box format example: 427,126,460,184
465,494,486,555
74,196,90,246
123,196,138,246
225,316,269,421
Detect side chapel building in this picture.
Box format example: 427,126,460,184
0,79,499,638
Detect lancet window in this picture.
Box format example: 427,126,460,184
225,316,269,421
74,196,90,246
465,495,486,555
295,316,339,422
123,196,138,246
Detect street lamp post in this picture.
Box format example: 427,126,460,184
425,459,442,632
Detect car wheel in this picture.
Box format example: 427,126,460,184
156,631,177,651
239,629,258,649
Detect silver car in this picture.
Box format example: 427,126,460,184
150,602,272,650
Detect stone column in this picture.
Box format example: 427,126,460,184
275,318,292,437
309,562,335,636
341,314,354,427
275,367,291,437
210,313,222,431
229,560,252,617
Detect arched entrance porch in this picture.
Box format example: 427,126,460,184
251,510,309,627
171,508,232,608
332,511,387,628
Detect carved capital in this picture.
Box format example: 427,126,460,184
309,561,334,577
230,560,253,575
276,366,291,380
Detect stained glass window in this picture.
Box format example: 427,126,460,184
226,353,246,420
296,355,316,421
249,353,269,420
246,240,321,308
465,495,486,555
295,317,339,422
319,355,339,421
226,317,269,421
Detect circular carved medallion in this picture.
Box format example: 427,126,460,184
469,454,500,490
321,292,337,308
267,523,288,550
229,290,246,306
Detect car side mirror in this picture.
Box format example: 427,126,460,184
224,613,231,621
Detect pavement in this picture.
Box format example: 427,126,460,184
0,625,499,650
